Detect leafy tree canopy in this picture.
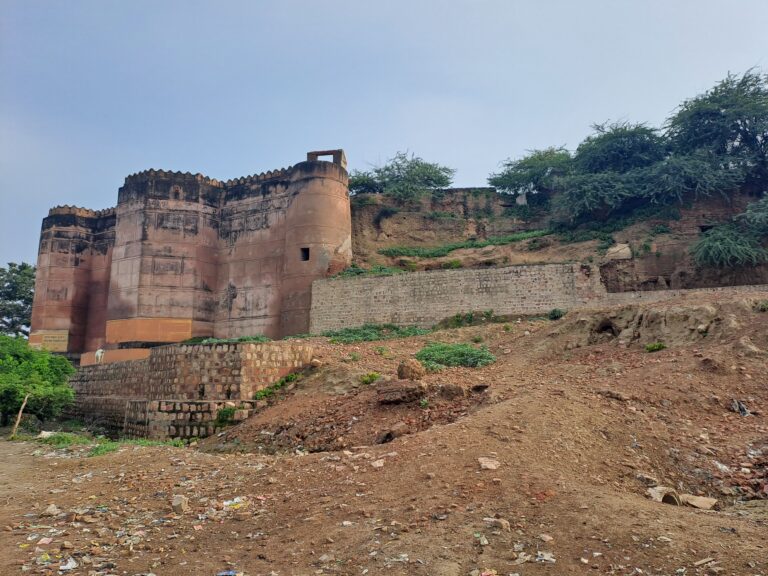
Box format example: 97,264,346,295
573,122,667,174
666,70,768,181
0,262,35,338
0,335,75,423
349,152,455,202
488,147,571,204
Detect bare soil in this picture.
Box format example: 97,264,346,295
1,291,767,576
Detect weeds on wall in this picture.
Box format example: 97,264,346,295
332,264,406,278
253,372,302,401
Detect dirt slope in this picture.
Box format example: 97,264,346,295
1,291,767,576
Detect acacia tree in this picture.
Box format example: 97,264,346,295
0,262,35,338
488,147,572,206
349,152,455,202
666,70,768,189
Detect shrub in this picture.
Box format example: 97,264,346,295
359,372,381,385
755,300,768,312
471,336,483,343
645,342,667,353
547,308,566,320
441,259,463,269
324,324,431,344
415,343,496,371
216,407,236,425
691,224,767,268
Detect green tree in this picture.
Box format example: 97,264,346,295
0,335,75,424
488,147,572,205
573,122,667,174
0,262,35,338
666,70,768,188
349,152,455,202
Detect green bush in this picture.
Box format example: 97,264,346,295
645,342,667,353
359,372,381,385
324,324,431,344
415,343,496,371
547,308,566,320
755,300,768,312
691,224,767,268
0,335,75,424
216,407,236,425
333,264,405,278
88,438,184,457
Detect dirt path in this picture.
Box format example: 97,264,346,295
1,294,767,575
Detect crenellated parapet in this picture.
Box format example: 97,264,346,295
223,168,290,187
123,169,224,188
48,205,116,219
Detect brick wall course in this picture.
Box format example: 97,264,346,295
68,341,313,437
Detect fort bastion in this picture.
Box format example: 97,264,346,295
29,150,352,364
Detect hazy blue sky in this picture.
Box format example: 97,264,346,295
1,0,767,265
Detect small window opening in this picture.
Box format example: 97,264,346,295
300,247,310,261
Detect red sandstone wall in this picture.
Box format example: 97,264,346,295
31,153,352,352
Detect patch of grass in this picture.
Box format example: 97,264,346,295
471,335,483,343
378,230,551,259
373,346,392,358
438,310,505,329
36,432,92,448
650,223,671,235
419,398,429,409
645,341,667,353
253,372,302,400
87,438,184,457
547,308,566,321
755,300,768,312
341,352,361,363
359,372,381,385
502,324,512,332
332,264,406,278
324,324,431,344
425,211,458,220
415,342,496,371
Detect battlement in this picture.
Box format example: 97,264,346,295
223,168,290,187
48,205,116,219
123,169,224,188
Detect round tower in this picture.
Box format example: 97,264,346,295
279,150,352,336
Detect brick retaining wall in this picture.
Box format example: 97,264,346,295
309,263,768,332
68,341,313,438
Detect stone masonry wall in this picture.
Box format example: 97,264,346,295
68,341,313,436
310,263,605,332
310,263,768,332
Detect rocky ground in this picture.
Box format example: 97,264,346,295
1,292,767,576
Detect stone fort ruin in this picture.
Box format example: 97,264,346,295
30,150,351,365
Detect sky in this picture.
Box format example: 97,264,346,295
1,0,767,265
